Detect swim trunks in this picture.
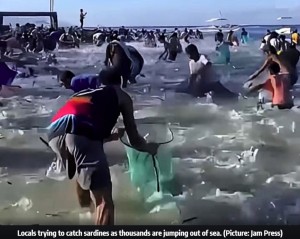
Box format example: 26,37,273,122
49,134,111,191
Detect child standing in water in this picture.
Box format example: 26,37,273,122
248,62,294,109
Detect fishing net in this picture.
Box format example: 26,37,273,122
120,124,174,201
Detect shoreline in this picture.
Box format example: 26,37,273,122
78,24,300,29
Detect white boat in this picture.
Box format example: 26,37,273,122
275,16,293,35
275,27,292,35
277,16,293,20
199,18,240,33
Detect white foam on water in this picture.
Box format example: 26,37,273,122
202,188,253,205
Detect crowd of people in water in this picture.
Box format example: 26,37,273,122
0,18,300,225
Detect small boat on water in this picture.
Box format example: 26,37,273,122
275,16,294,35
275,27,292,35
199,18,240,33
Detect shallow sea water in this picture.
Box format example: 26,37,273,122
1,32,300,225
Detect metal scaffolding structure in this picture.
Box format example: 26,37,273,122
0,11,58,29
50,0,54,12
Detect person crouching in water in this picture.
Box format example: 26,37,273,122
47,67,159,225
127,45,145,82
59,70,100,93
247,62,293,109
184,44,237,103
59,32,79,48
246,45,299,87
104,35,135,87
158,32,180,62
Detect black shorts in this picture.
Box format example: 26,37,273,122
89,167,112,191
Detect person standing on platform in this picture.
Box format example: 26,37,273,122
80,9,87,29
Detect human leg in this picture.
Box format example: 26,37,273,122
65,134,113,225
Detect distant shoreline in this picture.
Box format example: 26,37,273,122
3,17,300,29
80,24,300,29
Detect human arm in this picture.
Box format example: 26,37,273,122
104,44,110,66
103,128,125,143
59,34,64,42
246,57,271,82
227,41,234,46
247,83,265,95
119,90,159,154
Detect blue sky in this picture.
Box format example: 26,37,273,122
1,0,300,26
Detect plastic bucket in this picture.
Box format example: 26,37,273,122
121,124,174,200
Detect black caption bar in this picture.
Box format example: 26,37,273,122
0,225,298,238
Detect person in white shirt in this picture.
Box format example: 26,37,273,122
185,44,237,103
260,31,280,54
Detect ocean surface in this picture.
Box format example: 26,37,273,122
1,26,300,225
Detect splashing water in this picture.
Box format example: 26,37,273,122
1,29,300,225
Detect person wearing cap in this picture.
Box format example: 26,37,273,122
47,67,159,225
